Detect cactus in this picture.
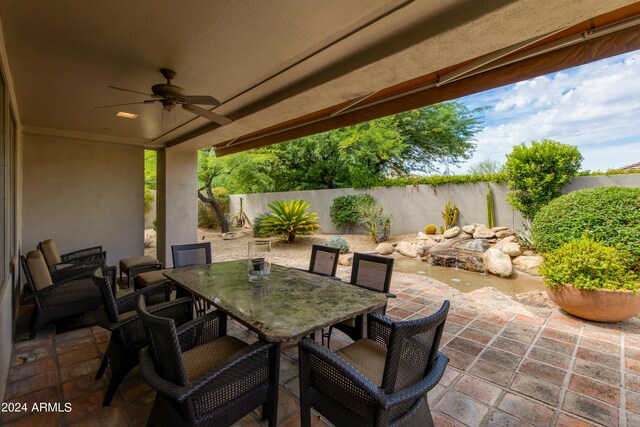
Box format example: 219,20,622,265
423,224,437,234
439,226,444,234
441,199,459,230
486,186,495,229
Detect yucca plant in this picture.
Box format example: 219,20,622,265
261,199,321,243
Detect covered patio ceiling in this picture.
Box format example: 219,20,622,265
2,0,639,153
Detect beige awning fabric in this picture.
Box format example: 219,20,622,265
214,3,640,156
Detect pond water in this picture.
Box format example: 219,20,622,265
390,255,545,296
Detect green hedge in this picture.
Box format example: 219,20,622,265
532,186,640,267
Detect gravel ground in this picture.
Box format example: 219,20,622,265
145,227,415,262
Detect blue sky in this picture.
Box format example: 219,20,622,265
452,50,640,173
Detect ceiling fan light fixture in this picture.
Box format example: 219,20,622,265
116,111,138,119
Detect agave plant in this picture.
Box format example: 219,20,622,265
261,199,321,243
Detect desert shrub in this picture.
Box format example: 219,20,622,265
424,224,437,234
261,200,321,243
252,212,271,238
505,139,582,220
144,186,154,214
358,203,391,243
152,217,158,233
532,187,640,267
329,194,376,231
540,237,638,292
325,236,350,254
198,187,229,228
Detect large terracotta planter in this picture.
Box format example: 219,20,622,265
547,285,640,323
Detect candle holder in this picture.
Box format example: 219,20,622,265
248,240,271,282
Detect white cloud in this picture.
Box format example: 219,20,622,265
455,51,640,172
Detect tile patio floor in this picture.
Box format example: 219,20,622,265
2,257,640,426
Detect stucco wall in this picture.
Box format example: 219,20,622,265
229,174,640,234
22,133,144,268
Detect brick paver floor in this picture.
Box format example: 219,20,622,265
2,257,639,426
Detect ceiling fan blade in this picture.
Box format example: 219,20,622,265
182,104,232,125
94,100,155,109
108,85,159,98
179,95,220,106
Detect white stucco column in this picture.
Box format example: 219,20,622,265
156,147,198,268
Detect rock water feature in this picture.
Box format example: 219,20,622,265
376,223,544,280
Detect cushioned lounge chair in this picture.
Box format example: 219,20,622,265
21,250,115,339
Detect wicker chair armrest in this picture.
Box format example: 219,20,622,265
367,312,393,349
187,340,275,397
35,275,95,300
61,246,103,259
105,297,193,331
50,264,101,283
60,250,107,266
139,347,189,401
383,352,449,409
385,292,397,298
299,338,384,403
176,310,226,352
115,282,172,314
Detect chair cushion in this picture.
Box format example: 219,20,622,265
40,239,62,267
26,251,54,291
119,255,159,271
336,339,387,387
135,270,170,288
182,336,249,382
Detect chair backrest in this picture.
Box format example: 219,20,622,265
22,250,54,291
350,253,393,294
381,300,449,393
171,242,212,268
136,296,189,387
309,244,340,277
38,239,62,267
92,273,119,323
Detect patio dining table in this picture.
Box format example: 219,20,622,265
163,258,388,343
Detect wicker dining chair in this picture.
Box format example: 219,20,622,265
308,244,341,277
136,296,280,427
20,250,116,339
92,274,193,406
38,239,107,271
172,242,214,316
299,301,450,427
326,253,395,347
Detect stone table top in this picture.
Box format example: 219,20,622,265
164,259,388,342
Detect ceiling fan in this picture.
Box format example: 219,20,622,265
96,68,232,126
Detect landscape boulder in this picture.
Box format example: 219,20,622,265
500,242,522,257
429,233,472,252
396,241,418,258
496,229,516,239
462,225,476,234
416,237,438,257
483,247,513,277
473,226,496,239
491,226,509,232
453,239,492,253
512,255,544,276
443,226,461,239
495,235,518,250
339,254,353,266
375,242,394,255
426,249,484,273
